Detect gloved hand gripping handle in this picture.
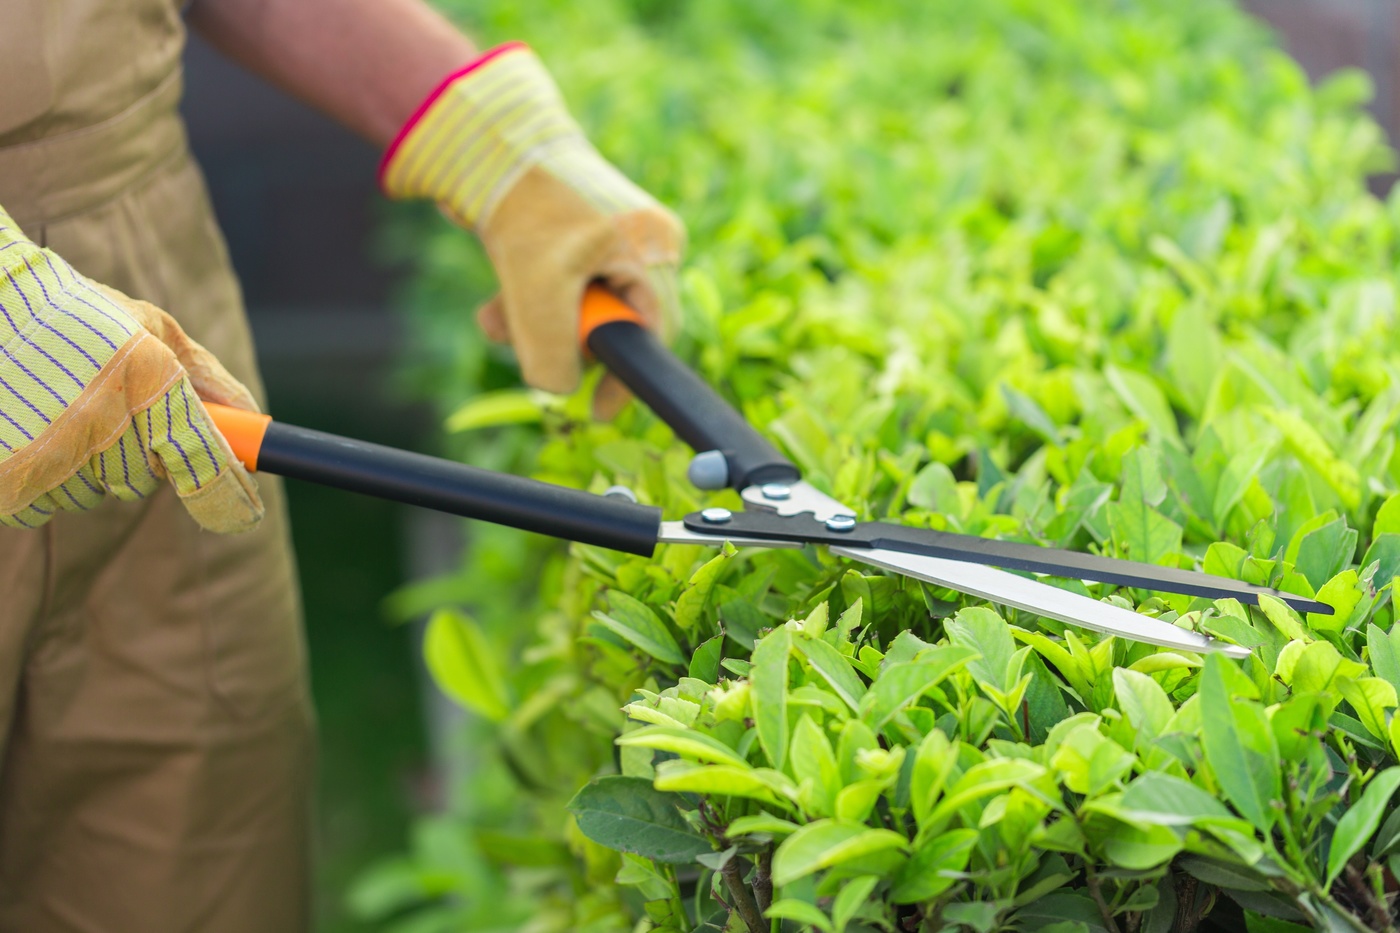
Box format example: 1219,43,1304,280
205,404,662,555
579,286,800,491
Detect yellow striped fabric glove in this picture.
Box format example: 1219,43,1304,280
0,206,263,532
379,42,685,416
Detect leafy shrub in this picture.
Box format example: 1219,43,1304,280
354,1,1400,931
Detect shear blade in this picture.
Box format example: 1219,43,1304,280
831,544,1250,658
699,503,1329,616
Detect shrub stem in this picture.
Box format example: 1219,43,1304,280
754,848,774,912
1085,869,1123,933
1343,859,1396,933
721,857,766,933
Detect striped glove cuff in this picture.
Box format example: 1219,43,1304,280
378,43,655,226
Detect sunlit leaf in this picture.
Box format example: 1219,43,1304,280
445,389,544,432
771,820,909,886
423,609,511,722
752,626,793,771
860,646,979,729
1105,365,1183,448
797,635,867,712
1199,654,1280,831
1327,767,1400,886
653,760,797,809
592,592,685,665
616,725,750,768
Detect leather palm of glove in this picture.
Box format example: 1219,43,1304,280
0,207,262,532
379,42,685,417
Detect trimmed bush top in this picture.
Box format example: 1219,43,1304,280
363,1,1400,931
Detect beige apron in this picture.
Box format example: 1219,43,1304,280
0,2,313,930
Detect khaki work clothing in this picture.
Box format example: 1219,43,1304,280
0,1,314,931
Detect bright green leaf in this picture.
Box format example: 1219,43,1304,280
1327,767,1400,886
771,820,909,886
1198,654,1281,831
674,548,734,630
833,875,880,932
947,606,1018,691
423,609,511,722
616,725,750,768
653,760,797,809
445,389,543,432
1336,677,1397,742
752,627,793,772
593,592,685,665
1113,668,1174,737
797,635,867,712
766,899,833,933
790,714,840,814
727,813,800,837
1105,365,1183,447
860,646,978,729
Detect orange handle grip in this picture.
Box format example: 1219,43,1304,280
204,402,272,472
578,283,645,350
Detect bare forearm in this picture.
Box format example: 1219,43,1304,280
187,0,476,146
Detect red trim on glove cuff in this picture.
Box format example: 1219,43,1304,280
377,41,530,192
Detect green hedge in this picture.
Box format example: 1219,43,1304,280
355,1,1400,931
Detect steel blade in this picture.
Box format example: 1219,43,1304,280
832,545,1251,658
697,505,1330,616
849,525,1331,615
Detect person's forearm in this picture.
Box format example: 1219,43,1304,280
187,0,477,146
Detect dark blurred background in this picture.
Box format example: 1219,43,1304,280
177,2,1400,929
1242,0,1399,193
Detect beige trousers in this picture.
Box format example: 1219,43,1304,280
0,30,314,933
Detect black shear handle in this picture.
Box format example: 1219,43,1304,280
205,403,663,556
581,285,800,491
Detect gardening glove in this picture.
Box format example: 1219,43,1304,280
379,42,685,418
0,205,263,532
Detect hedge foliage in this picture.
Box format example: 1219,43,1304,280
354,1,1400,931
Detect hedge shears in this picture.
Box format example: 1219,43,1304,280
208,287,1328,658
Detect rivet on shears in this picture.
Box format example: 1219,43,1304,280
760,483,792,501
825,514,857,533
701,508,733,524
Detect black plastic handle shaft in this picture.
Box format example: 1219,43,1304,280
586,319,800,490
257,421,663,556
